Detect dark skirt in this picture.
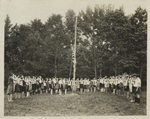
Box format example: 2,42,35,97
132,86,136,94
63,84,66,90
67,85,71,90
109,84,111,88
15,83,21,92
86,85,89,89
55,84,59,90
49,84,52,88
21,86,26,92
117,84,120,89
125,86,129,91
36,84,39,90
100,83,102,88
46,83,49,89
26,85,29,91
93,85,96,87
59,84,63,90
113,84,116,89
65,84,68,89
51,84,54,89
80,84,83,88
135,87,141,94
32,84,37,91
84,85,87,89
39,83,42,88
89,84,93,88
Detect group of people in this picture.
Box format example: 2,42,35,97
6,73,141,104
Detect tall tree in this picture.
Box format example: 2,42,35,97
129,7,147,80
5,15,13,85
44,14,70,77
104,6,129,76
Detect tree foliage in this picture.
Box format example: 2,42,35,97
4,6,147,85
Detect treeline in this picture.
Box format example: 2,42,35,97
5,5,147,86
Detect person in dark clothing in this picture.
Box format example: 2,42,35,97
6,73,14,102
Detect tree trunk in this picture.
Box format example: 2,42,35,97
99,65,102,78
54,57,57,77
69,56,72,79
94,65,97,79
115,63,117,76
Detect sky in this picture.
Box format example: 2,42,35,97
1,0,149,25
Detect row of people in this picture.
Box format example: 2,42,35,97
6,73,141,103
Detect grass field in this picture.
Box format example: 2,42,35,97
4,90,146,116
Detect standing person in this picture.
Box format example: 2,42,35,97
104,78,109,93
129,76,134,102
76,78,80,92
55,79,59,94
43,79,46,93
62,78,66,94
125,76,130,99
87,79,90,92
64,78,68,94
35,79,39,94
53,78,57,94
13,74,17,99
102,77,106,92
39,76,42,94
22,77,27,98
134,76,141,103
6,73,14,102
109,77,113,93
115,76,118,94
28,80,32,96
116,76,120,95
67,78,71,92
112,76,116,94
48,78,51,93
31,77,36,95
93,78,97,92
58,78,63,95
103,77,107,93
16,76,21,98
40,78,44,94
97,78,100,91
80,78,84,93
119,76,124,96
51,78,54,95
46,78,49,94
89,79,93,92
100,77,103,92
130,75,140,103
83,78,87,92
19,76,24,98
123,76,128,97
128,76,132,99
26,76,30,97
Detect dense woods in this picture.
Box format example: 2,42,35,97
5,5,147,86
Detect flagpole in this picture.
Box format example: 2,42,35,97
73,16,77,86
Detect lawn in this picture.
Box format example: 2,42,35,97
4,90,146,116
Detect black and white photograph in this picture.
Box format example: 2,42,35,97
3,0,148,117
